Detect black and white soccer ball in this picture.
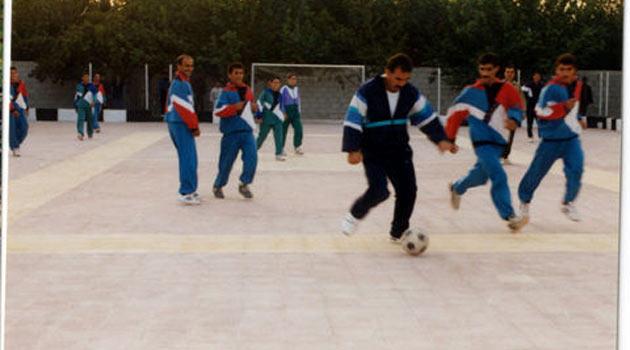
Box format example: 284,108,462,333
401,228,429,256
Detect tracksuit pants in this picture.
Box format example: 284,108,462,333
257,121,284,156
214,131,258,188
518,137,583,205
168,122,198,196
350,152,417,238
283,105,303,149
9,110,29,150
76,106,94,137
92,104,102,130
453,144,515,220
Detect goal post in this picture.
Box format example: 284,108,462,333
251,63,365,120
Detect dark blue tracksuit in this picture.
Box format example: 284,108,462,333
342,75,447,238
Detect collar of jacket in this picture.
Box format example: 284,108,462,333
225,81,248,91
176,71,189,82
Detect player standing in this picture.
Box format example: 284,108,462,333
9,67,30,157
280,73,304,155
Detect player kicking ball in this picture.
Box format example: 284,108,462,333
341,53,456,242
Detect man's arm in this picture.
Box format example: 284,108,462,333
171,83,199,131
535,85,569,121
214,90,244,118
342,91,367,164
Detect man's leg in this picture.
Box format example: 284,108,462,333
168,122,198,195
452,160,489,195
272,122,284,155
256,122,271,150
282,116,291,148
214,133,241,189
77,108,86,136
292,111,304,148
527,109,535,139
93,105,101,130
502,130,515,159
350,156,390,220
86,108,94,137
476,145,516,220
239,132,258,185
9,115,18,150
561,138,584,204
518,141,560,204
386,156,417,238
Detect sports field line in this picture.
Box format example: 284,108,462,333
7,232,617,254
456,135,619,193
8,132,166,222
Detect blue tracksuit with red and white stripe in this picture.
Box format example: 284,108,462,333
9,80,30,150
445,80,523,220
165,72,199,196
518,78,584,205
212,82,258,189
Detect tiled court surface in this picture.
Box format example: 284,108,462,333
6,122,620,349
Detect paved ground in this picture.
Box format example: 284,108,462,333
6,121,620,349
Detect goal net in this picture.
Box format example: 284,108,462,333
251,63,365,120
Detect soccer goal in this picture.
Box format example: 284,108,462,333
251,63,365,120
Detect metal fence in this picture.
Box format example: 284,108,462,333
13,61,623,125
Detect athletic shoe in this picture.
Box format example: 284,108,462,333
95,128,101,133
238,183,253,199
520,202,530,219
502,158,512,166
192,192,201,201
178,193,201,205
528,138,536,143
77,134,84,141
449,182,461,210
212,187,225,199
561,202,581,222
507,214,529,233
341,212,359,236
276,155,287,161
295,146,304,155
11,149,20,157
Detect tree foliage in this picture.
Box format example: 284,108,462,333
11,0,623,84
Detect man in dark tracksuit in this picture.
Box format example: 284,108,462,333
521,71,545,141
341,53,457,242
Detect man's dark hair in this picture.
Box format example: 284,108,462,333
10,66,17,71
82,71,89,76
555,53,577,68
176,54,193,65
386,53,413,72
287,72,297,79
505,63,516,70
228,62,244,74
478,53,500,67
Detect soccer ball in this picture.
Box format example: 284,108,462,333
401,228,429,256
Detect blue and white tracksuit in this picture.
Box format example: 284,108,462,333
518,78,584,205
342,75,448,237
445,80,524,220
165,72,199,196
212,82,258,189
9,80,29,150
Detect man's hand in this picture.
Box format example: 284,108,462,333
234,101,246,112
347,151,363,165
12,110,19,117
192,128,200,137
255,118,262,124
437,140,456,154
579,119,587,130
504,119,518,131
565,98,577,110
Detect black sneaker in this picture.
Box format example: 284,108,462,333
213,187,225,199
238,183,253,199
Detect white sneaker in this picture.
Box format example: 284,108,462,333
295,146,304,155
11,149,20,157
178,193,201,205
341,213,359,236
276,154,287,161
449,182,461,210
507,214,529,233
502,158,512,166
192,192,201,201
528,138,536,144
520,202,530,218
561,202,581,222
